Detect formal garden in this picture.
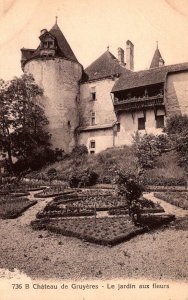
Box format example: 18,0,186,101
0,75,187,259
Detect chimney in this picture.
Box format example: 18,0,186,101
40,29,47,36
118,47,125,66
126,40,134,71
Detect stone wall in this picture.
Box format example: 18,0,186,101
166,71,188,117
24,58,82,152
79,78,117,126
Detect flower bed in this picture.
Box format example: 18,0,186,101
34,187,67,198
143,177,186,186
77,188,114,196
0,184,46,195
36,208,94,219
154,192,188,210
10,192,30,197
145,186,187,192
108,198,164,215
62,195,127,210
0,197,37,219
34,216,148,246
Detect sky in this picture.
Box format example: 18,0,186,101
0,0,188,80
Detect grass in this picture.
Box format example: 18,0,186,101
27,146,185,188
154,192,188,210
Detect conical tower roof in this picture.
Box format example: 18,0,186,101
150,44,165,69
49,23,78,63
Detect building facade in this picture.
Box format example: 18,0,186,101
21,22,188,154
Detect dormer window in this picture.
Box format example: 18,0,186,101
40,32,56,58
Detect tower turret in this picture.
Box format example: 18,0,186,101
21,20,83,152
150,42,165,68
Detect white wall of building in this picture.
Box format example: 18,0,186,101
79,128,114,154
80,78,117,126
115,108,165,146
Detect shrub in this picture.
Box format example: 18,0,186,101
114,171,144,224
132,133,170,171
71,145,88,157
69,168,98,188
166,115,188,170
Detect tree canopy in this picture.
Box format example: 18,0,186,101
0,74,51,173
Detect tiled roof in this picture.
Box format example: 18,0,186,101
150,47,164,68
79,123,116,132
22,23,79,64
21,48,35,61
111,63,188,93
84,50,131,82
49,23,78,62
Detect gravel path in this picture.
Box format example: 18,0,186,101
0,192,187,281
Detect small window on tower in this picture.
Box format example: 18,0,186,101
90,87,96,101
138,117,145,130
90,150,95,155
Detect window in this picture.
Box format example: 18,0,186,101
156,115,164,128
90,151,95,155
90,87,96,101
90,140,95,148
91,111,96,125
138,117,145,130
116,123,120,132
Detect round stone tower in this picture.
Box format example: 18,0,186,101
21,22,83,152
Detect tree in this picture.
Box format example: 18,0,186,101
115,171,143,224
0,79,14,172
166,115,188,170
132,132,170,172
0,74,51,173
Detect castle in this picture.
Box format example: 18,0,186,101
21,21,188,154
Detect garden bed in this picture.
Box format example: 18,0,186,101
0,197,37,219
32,213,175,246
154,192,188,210
108,197,164,215
34,188,73,198
145,185,187,192
32,216,148,246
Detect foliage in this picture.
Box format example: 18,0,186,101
114,171,143,224
71,144,88,157
166,115,188,170
141,177,186,186
132,133,170,171
0,74,51,173
69,168,98,188
154,192,188,210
